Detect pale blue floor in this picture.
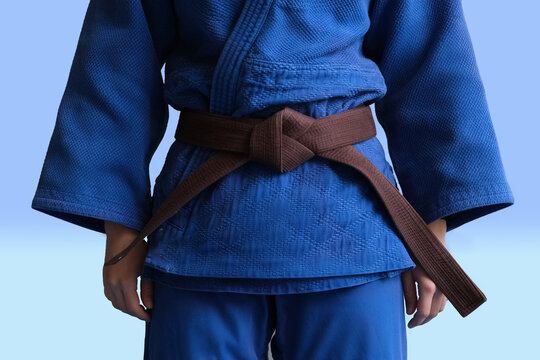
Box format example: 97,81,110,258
1,226,538,359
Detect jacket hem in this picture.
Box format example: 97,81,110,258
31,188,149,234
141,264,414,295
143,247,417,279
411,182,515,231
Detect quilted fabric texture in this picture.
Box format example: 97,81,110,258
32,0,514,293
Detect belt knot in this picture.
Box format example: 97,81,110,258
248,107,316,173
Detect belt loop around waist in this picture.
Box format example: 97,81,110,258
104,104,487,318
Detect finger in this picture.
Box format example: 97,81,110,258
122,286,151,322
424,290,445,325
439,294,447,312
418,284,441,326
104,286,111,301
401,271,417,315
408,279,435,328
140,279,154,310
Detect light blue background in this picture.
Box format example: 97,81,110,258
1,1,538,359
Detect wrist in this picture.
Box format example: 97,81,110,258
104,221,141,261
427,218,447,245
104,221,139,249
104,220,138,238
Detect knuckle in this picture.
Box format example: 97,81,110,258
421,282,436,293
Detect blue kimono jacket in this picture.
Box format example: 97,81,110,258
32,0,514,294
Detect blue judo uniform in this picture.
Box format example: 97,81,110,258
31,0,514,358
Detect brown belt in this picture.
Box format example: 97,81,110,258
103,104,486,317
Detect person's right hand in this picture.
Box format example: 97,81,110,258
102,221,153,322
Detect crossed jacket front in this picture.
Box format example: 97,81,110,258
32,0,514,293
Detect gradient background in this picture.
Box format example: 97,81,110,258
1,1,538,359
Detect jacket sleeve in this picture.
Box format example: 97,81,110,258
31,0,177,234
362,0,514,232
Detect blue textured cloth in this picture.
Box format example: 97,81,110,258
32,0,514,294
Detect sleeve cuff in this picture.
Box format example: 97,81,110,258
409,182,515,232
31,188,151,234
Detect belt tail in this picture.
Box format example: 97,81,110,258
319,146,486,318
103,151,250,266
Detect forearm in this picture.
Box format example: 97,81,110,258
427,218,447,245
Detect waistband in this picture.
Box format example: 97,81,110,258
103,104,486,318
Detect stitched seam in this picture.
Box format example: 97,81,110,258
35,188,148,219
421,190,514,221
35,187,149,215
411,182,513,215
244,56,383,73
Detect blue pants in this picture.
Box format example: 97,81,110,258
144,273,407,360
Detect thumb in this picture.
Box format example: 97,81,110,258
140,279,154,310
401,270,417,315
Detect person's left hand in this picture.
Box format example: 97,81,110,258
400,218,448,328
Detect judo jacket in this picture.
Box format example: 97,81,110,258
31,0,514,293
